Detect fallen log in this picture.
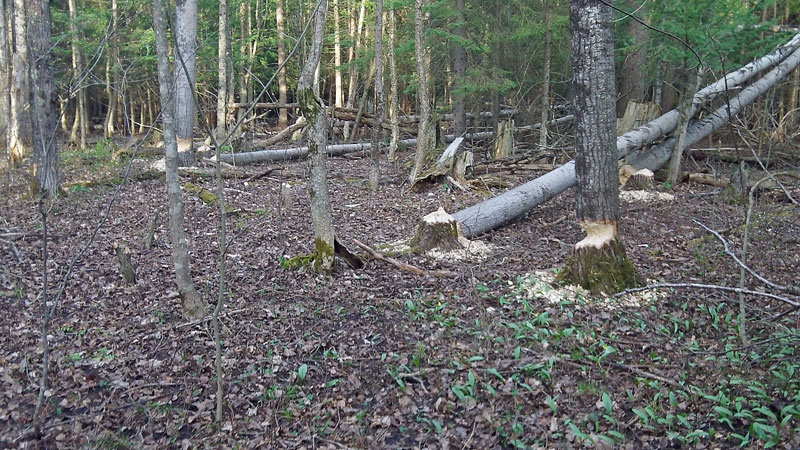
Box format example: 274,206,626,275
452,33,800,237
217,115,575,165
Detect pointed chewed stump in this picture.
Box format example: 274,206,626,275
556,222,640,295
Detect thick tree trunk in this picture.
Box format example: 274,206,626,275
216,0,230,141
557,0,639,294
28,0,59,198
410,0,432,182
452,32,800,238
452,0,466,137
9,0,31,164
369,0,385,191
174,0,198,164
297,0,335,273
152,0,206,320
387,7,400,162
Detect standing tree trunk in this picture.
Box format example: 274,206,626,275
333,0,343,108
343,0,366,140
369,0,384,190
152,0,206,319
387,6,399,163
0,0,10,167
616,0,649,117
452,0,466,137
297,0,335,273
67,0,86,149
104,0,119,138
9,0,31,164
276,0,288,127
557,0,639,295
28,0,59,198
216,0,230,141
174,0,198,165
538,0,552,150
410,0,431,182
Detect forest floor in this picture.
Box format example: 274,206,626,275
1,137,799,449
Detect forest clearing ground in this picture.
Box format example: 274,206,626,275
1,146,799,449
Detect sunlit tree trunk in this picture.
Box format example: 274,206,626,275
297,0,335,273
369,0,384,190
104,0,119,138
68,0,87,149
174,0,198,164
216,0,230,140
410,0,431,182
276,0,288,127
28,0,59,197
152,0,206,319
557,0,639,295
343,0,366,140
452,0,466,137
387,6,399,162
9,0,31,164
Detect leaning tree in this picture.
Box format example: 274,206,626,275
556,0,639,294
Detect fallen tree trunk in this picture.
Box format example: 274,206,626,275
452,34,800,237
218,116,575,165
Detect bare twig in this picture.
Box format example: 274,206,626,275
693,219,800,295
352,239,458,278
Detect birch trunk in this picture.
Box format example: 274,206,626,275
104,0,119,138
152,0,206,319
297,0,335,273
28,0,59,197
410,0,431,182
343,0,366,139
174,0,198,164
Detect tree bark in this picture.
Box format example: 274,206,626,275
0,0,10,166
558,0,639,294
369,0,385,191
216,0,230,141
387,7,400,162
153,0,206,319
67,0,87,149
538,1,552,150
28,0,59,198
104,0,119,138
616,0,648,117
9,0,31,164
297,0,335,273
410,0,432,182
452,0,466,137
333,0,343,108
174,0,199,164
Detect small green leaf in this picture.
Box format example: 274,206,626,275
297,364,308,382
